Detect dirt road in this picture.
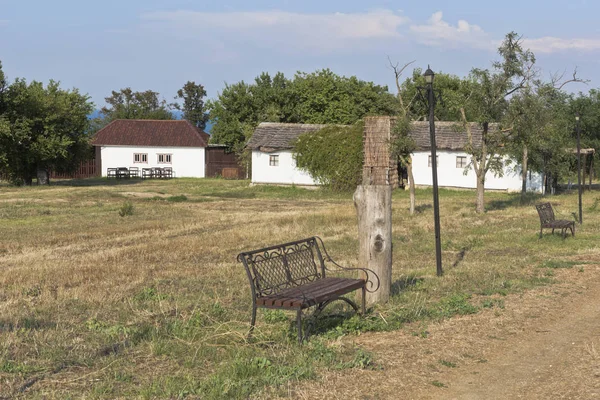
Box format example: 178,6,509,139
290,265,600,399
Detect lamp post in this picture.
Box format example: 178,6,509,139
424,66,443,277
576,113,583,224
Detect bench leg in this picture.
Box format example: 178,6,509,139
361,286,366,315
248,304,257,338
296,309,303,344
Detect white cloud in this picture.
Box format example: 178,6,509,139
524,37,600,54
140,9,409,52
409,11,494,50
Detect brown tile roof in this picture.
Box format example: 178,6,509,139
248,121,498,151
91,120,209,147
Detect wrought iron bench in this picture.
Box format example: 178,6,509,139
237,236,379,343
535,202,575,239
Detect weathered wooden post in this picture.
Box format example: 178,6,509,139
354,117,394,306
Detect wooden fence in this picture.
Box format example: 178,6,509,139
50,159,99,179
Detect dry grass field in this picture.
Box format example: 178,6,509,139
1,178,599,399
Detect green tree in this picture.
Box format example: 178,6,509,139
460,32,536,213
100,88,173,121
209,69,398,152
0,60,7,114
173,81,209,130
293,122,364,191
0,79,94,185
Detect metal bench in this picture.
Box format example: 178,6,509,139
535,202,575,239
237,236,379,343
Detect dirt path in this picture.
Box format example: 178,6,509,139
289,265,600,400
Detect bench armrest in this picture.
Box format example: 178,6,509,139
315,236,381,294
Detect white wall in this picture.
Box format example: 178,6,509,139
252,150,316,185
411,150,543,193
100,146,205,178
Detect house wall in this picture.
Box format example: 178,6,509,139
411,150,543,192
99,146,205,178
252,150,316,186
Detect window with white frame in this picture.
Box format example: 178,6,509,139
157,154,172,164
456,156,468,168
428,155,439,167
269,154,279,166
134,153,148,163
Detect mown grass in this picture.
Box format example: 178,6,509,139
1,177,599,398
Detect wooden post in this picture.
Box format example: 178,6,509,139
355,117,393,306
589,152,593,191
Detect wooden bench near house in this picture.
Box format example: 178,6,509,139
237,237,379,343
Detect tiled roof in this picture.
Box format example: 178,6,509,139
91,120,209,147
247,123,329,151
248,121,497,151
409,121,491,150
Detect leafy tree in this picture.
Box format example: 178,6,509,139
208,81,256,152
0,79,94,185
209,69,398,152
172,81,209,130
293,122,364,191
460,32,536,213
0,60,7,113
100,88,173,121
291,69,398,124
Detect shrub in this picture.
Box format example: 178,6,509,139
118,201,134,217
293,122,363,191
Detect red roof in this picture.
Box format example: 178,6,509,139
91,120,210,147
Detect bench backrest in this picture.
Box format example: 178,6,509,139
536,202,555,224
237,237,326,298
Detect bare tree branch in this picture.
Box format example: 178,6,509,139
553,66,590,90
387,57,416,115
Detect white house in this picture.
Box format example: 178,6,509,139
248,121,543,192
91,119,210,178
247,123,322,186
409,121,543,192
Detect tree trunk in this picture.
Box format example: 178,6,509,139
476,173,485,214
407,156,415,215
521,145,528,201
354,185,392,306
36,167,49,185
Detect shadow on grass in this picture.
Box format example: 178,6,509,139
52,178,145,187
391,276,424,296
487,192,544,211
414,204,432,214
451,246,471,269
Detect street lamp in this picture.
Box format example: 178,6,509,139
424,66,443,277
576,113,583,224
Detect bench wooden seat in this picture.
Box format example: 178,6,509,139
255,277,365,309
238,237,379,343
535,202,575,239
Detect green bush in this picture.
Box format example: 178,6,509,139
118,201,134,217
293,122,363,191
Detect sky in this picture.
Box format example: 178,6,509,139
1,0,600,109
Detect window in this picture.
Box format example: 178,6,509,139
428,155,439,167
134,153,148,163
269,155,279,166
157,154,172,164
456,156,468,168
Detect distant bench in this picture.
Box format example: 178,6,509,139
237,237,379,343
535,202,575,239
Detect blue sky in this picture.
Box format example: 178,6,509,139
1,0,599,108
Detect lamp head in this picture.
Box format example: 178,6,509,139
424,66,435,84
